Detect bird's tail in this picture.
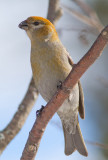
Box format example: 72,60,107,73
63,123,88,156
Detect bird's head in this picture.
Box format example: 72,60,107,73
19,16,59,42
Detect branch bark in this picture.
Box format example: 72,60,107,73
47,0,63,25
20,23,108,160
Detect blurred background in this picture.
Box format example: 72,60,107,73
0,0,108,159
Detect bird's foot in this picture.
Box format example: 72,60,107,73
57,80,71,93
57,81,63,89
36,105,45,117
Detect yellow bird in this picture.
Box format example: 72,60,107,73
19,16,88,156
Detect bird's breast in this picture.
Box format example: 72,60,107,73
31,49,72,101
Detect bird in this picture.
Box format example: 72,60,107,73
19,16,88,157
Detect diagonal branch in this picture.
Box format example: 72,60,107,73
72,0,100,19
51,119,108,150
20,25,108,160
61,0,104,33
72,0,103,31
86,140,108,150
61,4,95,28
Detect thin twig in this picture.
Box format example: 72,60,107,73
72,0,103,32
61,2,103,33
86,140,108,150
51,119,108,150
20,25,108,160
72,0,100,19
61,4,94,27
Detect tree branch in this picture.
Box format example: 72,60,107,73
47,0,63,25
72,0,100,19
20,24,108,160
85,140,108,150
0,78,38,154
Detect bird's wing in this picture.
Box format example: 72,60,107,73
67,54,85,119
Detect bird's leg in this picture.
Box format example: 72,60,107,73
72,64,76,68
36,105,45,117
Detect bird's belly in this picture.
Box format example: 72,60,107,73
36,70,62,102
35,66,79,134
36,67,79,113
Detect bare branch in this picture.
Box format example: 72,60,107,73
20,25,108,160
61,4,94,27
47,0,63,25
0,78,38,154
51,119,108,150
85,140,108,150
72,0,102,28
72,0,99,19
72,0,103,32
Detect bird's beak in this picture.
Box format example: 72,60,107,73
18,20,28,30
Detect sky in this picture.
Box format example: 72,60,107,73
0,0,108,160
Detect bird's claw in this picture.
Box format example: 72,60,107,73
36,105,45,117
57,81,62,89
57,80,71,94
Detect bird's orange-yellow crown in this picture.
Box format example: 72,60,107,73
26,16,51,24
26,16,55,29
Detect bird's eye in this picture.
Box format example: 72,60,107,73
34,21,39,25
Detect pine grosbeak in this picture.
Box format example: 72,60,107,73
19,16,88,156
